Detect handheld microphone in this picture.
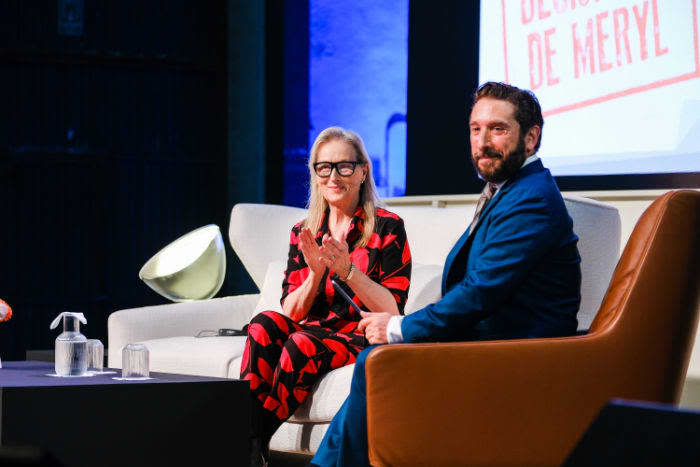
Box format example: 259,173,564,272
331,278,363,314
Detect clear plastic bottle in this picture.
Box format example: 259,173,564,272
50,312,88,376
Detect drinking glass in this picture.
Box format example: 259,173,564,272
121,343,150,378
87,339,104,372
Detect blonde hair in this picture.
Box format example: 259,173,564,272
304,127,380,248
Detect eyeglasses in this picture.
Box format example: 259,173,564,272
313,161,364,177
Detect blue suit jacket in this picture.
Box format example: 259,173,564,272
402,159,581,342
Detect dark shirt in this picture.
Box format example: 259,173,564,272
281,206,412,334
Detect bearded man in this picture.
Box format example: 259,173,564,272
310,82,581,467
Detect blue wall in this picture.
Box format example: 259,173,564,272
290,0,408,203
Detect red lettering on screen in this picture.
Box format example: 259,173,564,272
596,12,613,72
613,8,632,67
633,1,649,61
572,18,595,77
499,0,699,116
652,0,668,57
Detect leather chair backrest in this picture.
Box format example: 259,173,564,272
589,190,700,400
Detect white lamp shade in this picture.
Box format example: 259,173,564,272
139,224,226,302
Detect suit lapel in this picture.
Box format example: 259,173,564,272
441,160,546,294
471,159,545,232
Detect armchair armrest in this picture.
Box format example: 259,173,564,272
364,334,669,467
107,294,259,367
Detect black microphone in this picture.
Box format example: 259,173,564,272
331,276,370,346
330,278,363,315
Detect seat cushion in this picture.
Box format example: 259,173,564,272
229,204,306,289
229,356,354,423
138,336,247,378
290,364,355,422
270,421,330,453
404,263,443,314
250,260,286,319
390,205,472,265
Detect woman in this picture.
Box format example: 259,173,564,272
240,127,412,465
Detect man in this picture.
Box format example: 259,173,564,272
310,82,581,466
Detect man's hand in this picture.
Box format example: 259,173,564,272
357,311,391,345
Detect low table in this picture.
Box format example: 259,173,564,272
0,361,250,467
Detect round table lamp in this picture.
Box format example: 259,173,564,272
139,224,226,302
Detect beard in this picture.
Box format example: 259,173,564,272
471,136,528,184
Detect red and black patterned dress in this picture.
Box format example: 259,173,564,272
240,206,411,428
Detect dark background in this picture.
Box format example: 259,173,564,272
0,0,282,359
1,1,697,360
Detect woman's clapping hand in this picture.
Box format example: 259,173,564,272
298,228,327,275
298,228,353,280
320,233,352,280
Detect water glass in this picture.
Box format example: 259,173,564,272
122,343,150,378
87,339,104,372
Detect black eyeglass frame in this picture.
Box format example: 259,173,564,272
313,160,365,177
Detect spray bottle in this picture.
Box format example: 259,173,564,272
50,311,88,376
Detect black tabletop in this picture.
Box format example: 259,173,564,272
0,360,237,388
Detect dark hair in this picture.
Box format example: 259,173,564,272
472,82,544,153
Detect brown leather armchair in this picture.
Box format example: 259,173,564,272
365,190,700,467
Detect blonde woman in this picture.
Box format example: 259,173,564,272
241,127,412,465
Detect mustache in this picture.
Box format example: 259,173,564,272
475,148,504,160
